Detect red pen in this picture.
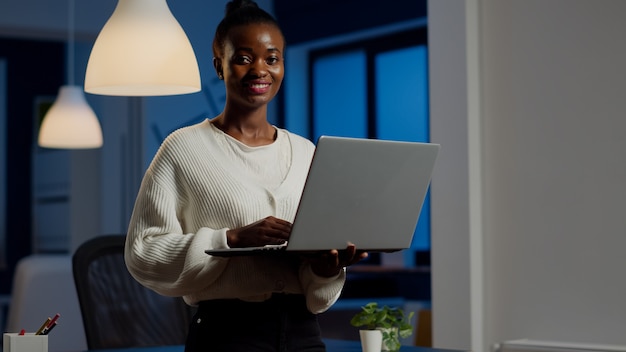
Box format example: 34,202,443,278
46,313,60,329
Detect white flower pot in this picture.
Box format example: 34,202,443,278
359,329,383,352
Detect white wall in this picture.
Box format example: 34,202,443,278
430,0,626,351
428,0,475,349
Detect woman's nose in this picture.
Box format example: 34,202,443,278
249,59,268,77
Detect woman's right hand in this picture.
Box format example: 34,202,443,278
226,216,292,248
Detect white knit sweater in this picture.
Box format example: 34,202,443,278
125,119,346,314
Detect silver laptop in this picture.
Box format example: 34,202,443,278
205,135,440,257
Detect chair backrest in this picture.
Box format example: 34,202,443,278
72,235,194,350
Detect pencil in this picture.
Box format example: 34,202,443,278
35,317,51,335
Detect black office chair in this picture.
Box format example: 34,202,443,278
72,235,195,350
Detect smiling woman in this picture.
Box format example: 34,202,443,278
124,1,369,351
210,22,285,144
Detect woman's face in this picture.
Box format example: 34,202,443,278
217,23,285,110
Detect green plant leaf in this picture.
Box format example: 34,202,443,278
351,301,414,350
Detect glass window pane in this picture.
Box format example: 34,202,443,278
375,45,429,142
312,51,367,141
375,45,430,253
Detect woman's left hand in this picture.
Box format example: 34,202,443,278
306,243,368,278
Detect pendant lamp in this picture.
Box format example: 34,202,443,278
84,0,201,96
38,0,103,149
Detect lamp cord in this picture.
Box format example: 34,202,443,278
67,0,75,86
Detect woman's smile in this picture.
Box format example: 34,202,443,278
244,80,271,94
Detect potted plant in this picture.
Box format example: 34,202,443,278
350,302,415,351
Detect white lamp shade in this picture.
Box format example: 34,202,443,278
38,86,103,149
84,0,201,96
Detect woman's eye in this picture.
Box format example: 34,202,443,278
234,56,251,64
266,57,280,65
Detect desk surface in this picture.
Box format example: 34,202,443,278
88,339,464,352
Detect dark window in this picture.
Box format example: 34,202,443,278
308,27,430,266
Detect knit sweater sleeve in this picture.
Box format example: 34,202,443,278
124,127,231,298
300,264,346,313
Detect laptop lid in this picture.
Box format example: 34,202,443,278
205,136,440,256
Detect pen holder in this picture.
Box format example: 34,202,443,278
3,333,48,352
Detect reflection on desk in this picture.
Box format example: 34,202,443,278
87,339,465,352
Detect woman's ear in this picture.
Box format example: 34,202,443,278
213,57,224,80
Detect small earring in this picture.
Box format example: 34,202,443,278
218,72,224,80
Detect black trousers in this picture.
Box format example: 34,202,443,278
184,294,326,352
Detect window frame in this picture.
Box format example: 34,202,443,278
307,27,428,141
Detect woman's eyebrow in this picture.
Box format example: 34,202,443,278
234,46,282,55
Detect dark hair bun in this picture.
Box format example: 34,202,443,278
225,0,259,16
213,0,281,57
